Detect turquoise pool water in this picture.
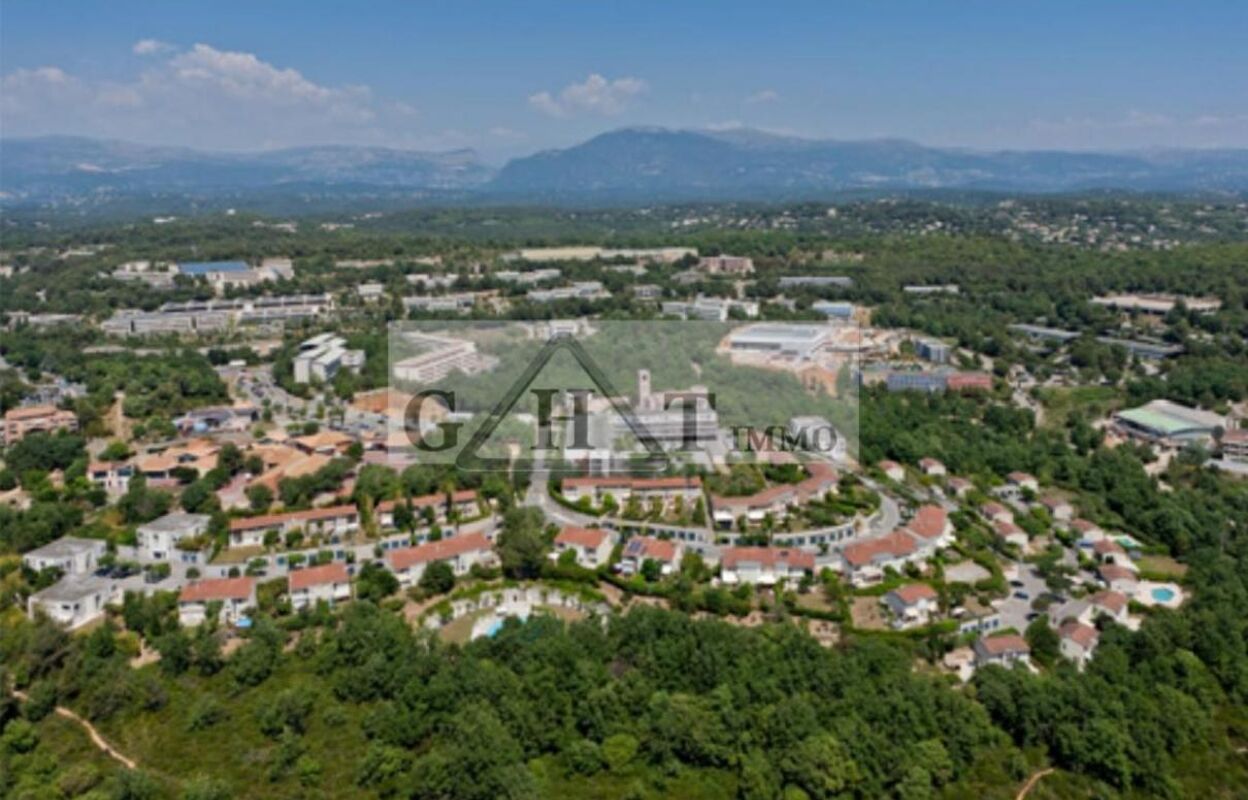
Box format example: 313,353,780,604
484,619,504,637
1151,587,1176,603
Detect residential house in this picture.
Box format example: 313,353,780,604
919,458,947,478
1071,519,1105,541
878,460,906,482
956,599,1002,635
375,490,483,530
288,562,352,610
292,430,356,456
946,477,974,498
2,404,78,445
27,576,119,629
1007,472,1039,493
1059,621,1099,669
562,476,703,512
720,546,815,585
87,461,135,496
711,485,796,527
1039,496,1074,522
178,577,258,626
22,536,106,576
1091,539,1137,571
1098,564,1139,595
1088,590,1130,625
904,505,954,550
883,584,939,629
973,635,1032,669
980,502,1014,525
619,536,682,577
229,504,360,547
840,531,920,587
552,527,613,569
136,513,210,561
386,533,494,587
993,520,1029,550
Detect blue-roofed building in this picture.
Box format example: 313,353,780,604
812,301,855,320
177,261,250,276
886,371,947,394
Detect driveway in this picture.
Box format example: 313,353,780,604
995,561,1048,632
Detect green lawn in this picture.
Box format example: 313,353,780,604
1037,385,1124,430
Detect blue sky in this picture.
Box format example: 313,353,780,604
2,1,1246,160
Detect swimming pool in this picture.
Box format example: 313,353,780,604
484,619,505,637
1151,587,1176,603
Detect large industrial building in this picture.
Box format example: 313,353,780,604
724,324,834,360
392,333,495,384
1113,400,1226,447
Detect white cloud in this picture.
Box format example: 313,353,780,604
0,43,425,149
132,39,175,56
529,73,647,117
745,89,780,104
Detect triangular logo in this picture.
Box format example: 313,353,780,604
454,334,670,473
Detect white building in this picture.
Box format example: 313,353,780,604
972,635,1031,669
136,513,210,561
293,334,365,384
552,527,613,569
178,577,258,626
720,546,815,586
393,333,495,384
27,576,119,629
385,533,494,587
883,584,939,630
21,537,107,576
724,324,834,360
1059,621,1099,670
288,562,352,610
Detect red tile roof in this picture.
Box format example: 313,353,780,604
1098,565,1137,584
891,583,938,605
993,519,1026,538
563,475,702,491
721,546,815,571
1060,621,1099,649
376,493,446,514
905,505,948,541
230,504,357,531
180,577,256,603
842,530,918,568
981,502,1011,518
386,532,491,571
977,634,1030,656
1092,539,1125,556
623,535,679,563
946,372,992,391
1090,590,1128,614
289,562,350,591
555,526,609,549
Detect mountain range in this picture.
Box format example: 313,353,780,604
4,129,1248,207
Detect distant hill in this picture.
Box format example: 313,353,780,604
0,136,495,203
487,127,1248,199
3,130,1247,209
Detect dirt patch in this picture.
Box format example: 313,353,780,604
850,596,888,630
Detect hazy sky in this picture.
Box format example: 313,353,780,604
2,1,1246,161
